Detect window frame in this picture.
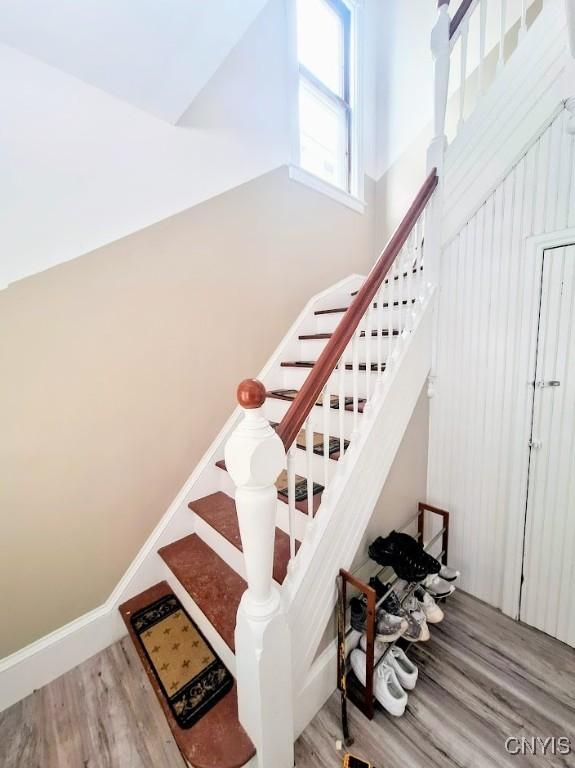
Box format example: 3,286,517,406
288,0,365,212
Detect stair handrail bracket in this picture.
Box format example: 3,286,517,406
224,379,294,768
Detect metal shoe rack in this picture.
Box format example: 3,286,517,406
337,501,450,720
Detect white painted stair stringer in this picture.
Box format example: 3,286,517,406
283,291,434,692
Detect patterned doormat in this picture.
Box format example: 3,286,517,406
130,593,233,729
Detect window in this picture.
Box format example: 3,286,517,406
295,0,354,194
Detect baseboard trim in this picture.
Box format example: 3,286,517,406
0,603,124,712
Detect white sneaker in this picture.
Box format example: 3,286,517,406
439,564,460,582
414,587,444,624
350,649,407,717
424,574,455,598
387,646,418,690
359,632,387,663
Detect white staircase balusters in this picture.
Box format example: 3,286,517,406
376,283,385,382
458,20,469,133
520,0,528,37
287,443,297,561
498,0,507,71
479,0,487,93
305,417,314,516
365,303,373,400
322,380,330,488
352,327,360,431
338,352,346,456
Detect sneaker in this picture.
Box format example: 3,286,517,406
403,595,430,641
439,564,460,582
379,584,423,642
368,537,428,582
350,596,407,642
388,531,441,575
424,574,455,598
368,576,391,600
350,649,407,717
414,586,444,623
359,632,387,663
387,646,418,690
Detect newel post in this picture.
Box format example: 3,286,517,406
427,0,451,178
224,379,294,768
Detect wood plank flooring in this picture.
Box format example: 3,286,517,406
295,591,575,768
1,590,574,768
0,638,186,768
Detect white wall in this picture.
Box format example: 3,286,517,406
428,107,575,615
0,0,289,288
0,0,270,122
0,0,380,288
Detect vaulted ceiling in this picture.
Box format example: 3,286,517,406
0,0,270,122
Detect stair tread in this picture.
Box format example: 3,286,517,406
299,329,399,340
267,387,366,414
281,360,386,372
119,581,255,768
158,534,245,652
270,421,349,461
350,265,423,295
314,298,415,315
215,459,323,516
189,491,299,584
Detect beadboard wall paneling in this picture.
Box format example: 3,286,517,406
428,108,575,616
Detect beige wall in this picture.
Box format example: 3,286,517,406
351,384,429,570
0,166,377,658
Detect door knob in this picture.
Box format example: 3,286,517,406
528,438,542,449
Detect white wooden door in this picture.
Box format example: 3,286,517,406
520,244,575,646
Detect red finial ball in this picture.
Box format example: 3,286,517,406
237,379,266,409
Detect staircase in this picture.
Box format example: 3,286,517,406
113,0,574,766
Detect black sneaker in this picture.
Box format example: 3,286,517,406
388,531,441,575
368,536,428,582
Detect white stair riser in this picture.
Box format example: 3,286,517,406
314,307,410,334
281,366,384,398
264,396,357,440
192,511,293,589
297,336,398,360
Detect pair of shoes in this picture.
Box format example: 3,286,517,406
414,586,444,623
358,635,418,689
370,578,429,642
423,573,455,598
350,646,416,717
350,595,407,642
369,532,430,581
369,531,445,581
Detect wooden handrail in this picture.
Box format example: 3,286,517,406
275,168,438,451
450,0,474,38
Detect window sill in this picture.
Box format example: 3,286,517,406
288,165,366,214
